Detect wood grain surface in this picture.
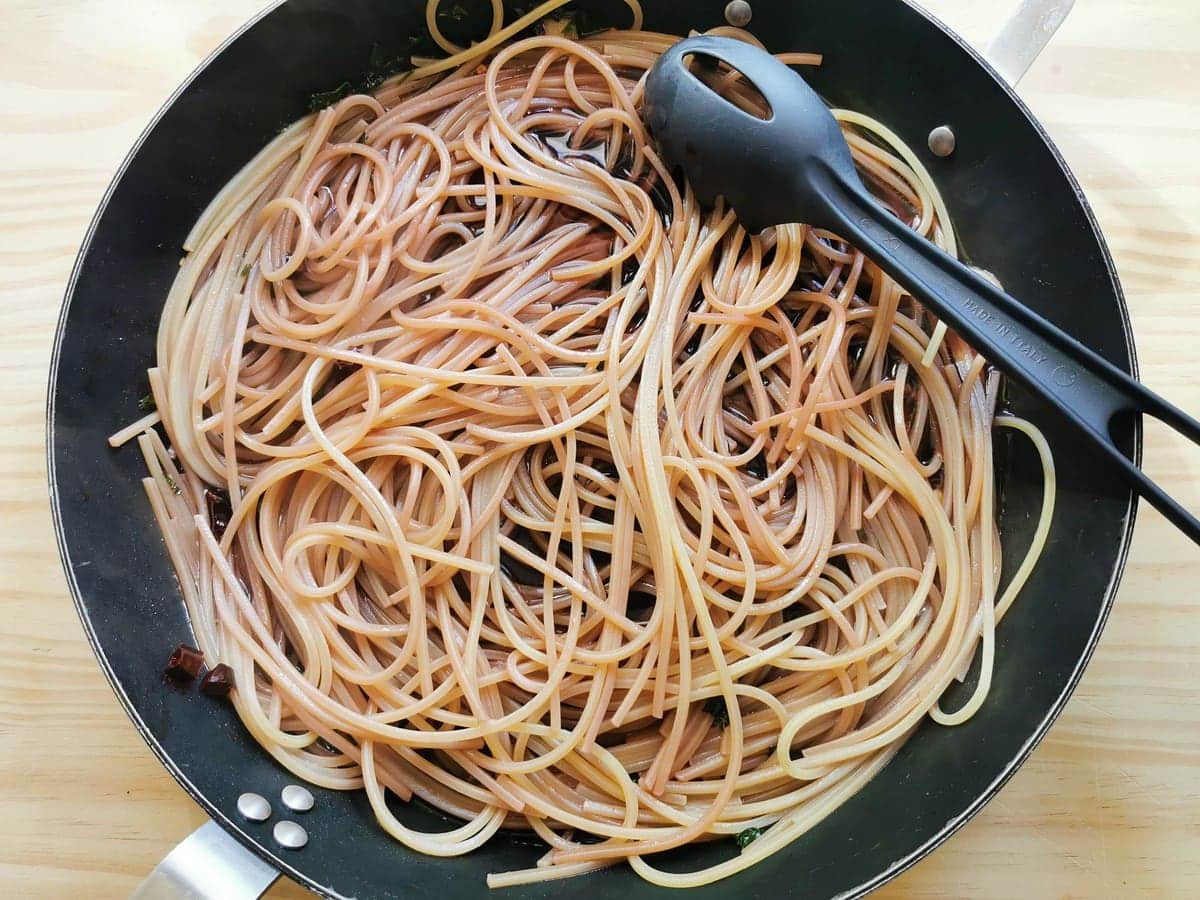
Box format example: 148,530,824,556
2,1,1197,896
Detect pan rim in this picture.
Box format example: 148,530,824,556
45,1,1140,897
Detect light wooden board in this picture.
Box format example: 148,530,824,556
1,1,1197,896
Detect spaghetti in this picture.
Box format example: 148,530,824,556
115,1,1054,887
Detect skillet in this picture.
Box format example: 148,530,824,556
48,0,1138,896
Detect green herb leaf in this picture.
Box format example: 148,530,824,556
572,9,606,37
137,393,156,412
540,16,579,39
735,827,763,849
239,263,251,278
704,696,730,729
307,81,353,113
164,473,180,494
537,9,604,40
361,41,416,93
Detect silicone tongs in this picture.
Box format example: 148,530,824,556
643,36,1200,543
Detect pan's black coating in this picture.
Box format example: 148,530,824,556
48,1,1138,897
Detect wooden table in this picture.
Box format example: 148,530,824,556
2,1,1197,896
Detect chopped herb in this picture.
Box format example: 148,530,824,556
137,393,156,411
736,827,764,848
439,3,469,21
704,696,730,729
508,2,613,42
239,263,251,278
360,39,418,92
539,9,608,39
572,8,607,37
307,81,353,113
541,17,578,39
164,473,180,494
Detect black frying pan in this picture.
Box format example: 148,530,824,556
48,1,1138,897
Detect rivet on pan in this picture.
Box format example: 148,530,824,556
724,1,753,28
236,792,271,822
281,784,315,813
274,820,308,850
928,125,956,157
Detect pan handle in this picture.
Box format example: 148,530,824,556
983,0,1075,87
129,820,278,900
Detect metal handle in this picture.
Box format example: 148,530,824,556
981,0,1076,87
130,821,278,900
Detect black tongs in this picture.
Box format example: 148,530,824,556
643,36,1200,544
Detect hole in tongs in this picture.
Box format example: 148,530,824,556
682,52,773,121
